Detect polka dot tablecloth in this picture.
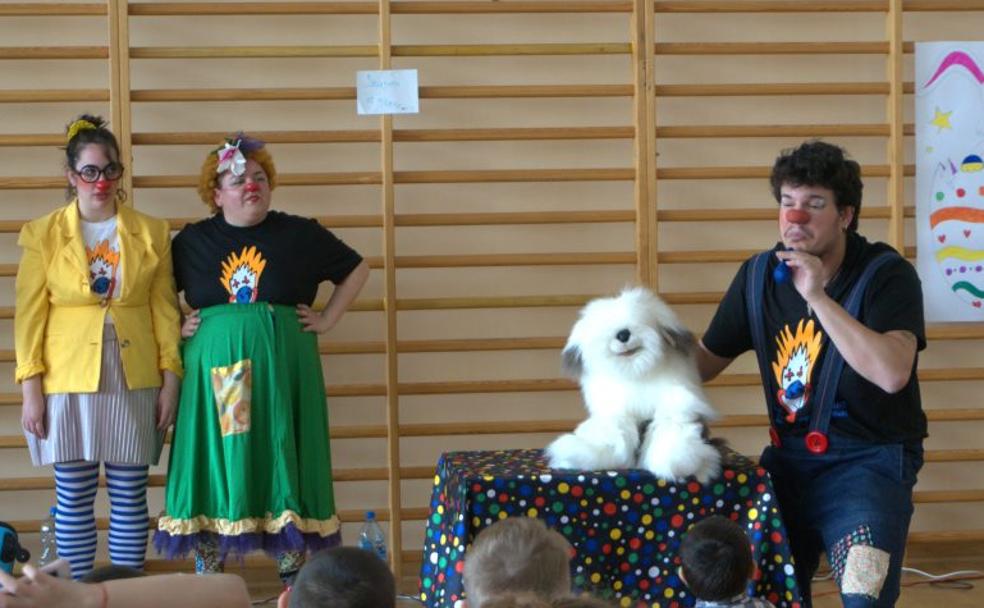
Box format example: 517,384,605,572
417,449,802,608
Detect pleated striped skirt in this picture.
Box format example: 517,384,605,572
26,323,163,467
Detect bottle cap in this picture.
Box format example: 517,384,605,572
366,510,376,520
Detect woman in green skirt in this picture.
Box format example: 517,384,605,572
154,134,369,584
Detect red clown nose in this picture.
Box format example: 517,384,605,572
784,208,811,224
245,182,260,193
94,180,112,192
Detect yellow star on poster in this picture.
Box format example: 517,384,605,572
930,107,953,132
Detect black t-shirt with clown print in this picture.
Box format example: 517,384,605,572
702,232,927,443
172,210,363,309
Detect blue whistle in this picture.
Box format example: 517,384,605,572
773,259,791,283
773,248,793,284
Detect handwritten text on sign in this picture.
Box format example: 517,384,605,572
356,69,419,115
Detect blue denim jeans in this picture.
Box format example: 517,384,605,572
760,434,923,608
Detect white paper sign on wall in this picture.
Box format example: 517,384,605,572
915,42,984,322
356,69,419,115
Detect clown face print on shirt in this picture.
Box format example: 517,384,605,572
771,318,824,423
87,240,120,297
220,245,267,303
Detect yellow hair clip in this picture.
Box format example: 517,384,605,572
66,119,97,143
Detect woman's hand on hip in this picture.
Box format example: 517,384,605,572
21,376,46,439
296,304,336,334
181,309,201,339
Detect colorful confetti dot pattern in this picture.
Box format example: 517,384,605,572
417,449,802,608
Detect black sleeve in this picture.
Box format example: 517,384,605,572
863,257,927,351
170,229,187,294
305,219,364,284
701,260,755,359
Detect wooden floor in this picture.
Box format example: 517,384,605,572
811,568,984,607
235,547,984,607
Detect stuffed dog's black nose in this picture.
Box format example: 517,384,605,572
616,329,631,343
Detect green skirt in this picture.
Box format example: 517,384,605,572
155,303,341,559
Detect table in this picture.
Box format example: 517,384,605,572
417,449,802,608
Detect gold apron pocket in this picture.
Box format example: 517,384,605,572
211,359,252,437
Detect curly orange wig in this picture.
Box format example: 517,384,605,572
197,136,278,214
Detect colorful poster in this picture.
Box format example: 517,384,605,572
916,43,984,322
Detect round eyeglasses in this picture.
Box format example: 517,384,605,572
74,162,124,183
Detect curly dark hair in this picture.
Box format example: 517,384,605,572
679,515,753,602
64,114,122,200
769,140,863,232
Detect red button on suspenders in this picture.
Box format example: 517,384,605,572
805,431,829,454
769,427,782,447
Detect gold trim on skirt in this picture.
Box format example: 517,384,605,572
157,510,341,538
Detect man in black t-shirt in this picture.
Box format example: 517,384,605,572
695,141,926,608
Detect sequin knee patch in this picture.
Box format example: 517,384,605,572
841,545,890,598
828,524,874,584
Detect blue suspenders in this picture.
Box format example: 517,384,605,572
745,250,899,453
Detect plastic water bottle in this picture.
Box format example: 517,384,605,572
38,507,57,567
358,511,387,561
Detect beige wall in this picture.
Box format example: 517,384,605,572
1,0,982,576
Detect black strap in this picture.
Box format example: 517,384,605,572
745,252,775,411
807,252,898,435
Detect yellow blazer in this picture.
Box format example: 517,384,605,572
15,200,183,393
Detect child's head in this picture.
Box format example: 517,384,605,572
463,517,572,608
480,593,614,608
678,515,754,602
479,593,552,608
551,595,615,607
280,546,395,608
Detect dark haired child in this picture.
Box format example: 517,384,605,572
679,516,776,608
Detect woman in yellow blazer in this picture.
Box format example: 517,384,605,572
14,115,182,580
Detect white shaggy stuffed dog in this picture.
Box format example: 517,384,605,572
546,287,722,484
